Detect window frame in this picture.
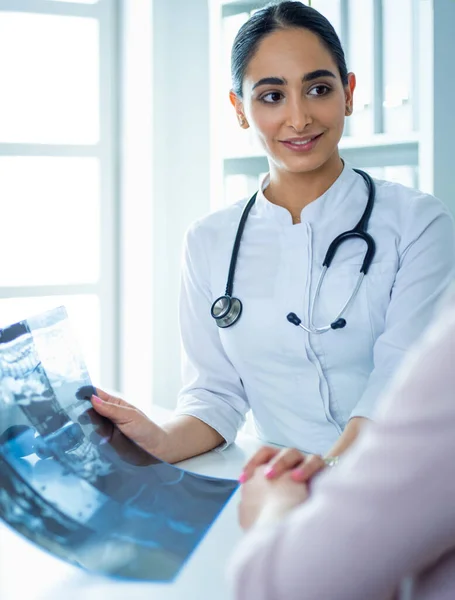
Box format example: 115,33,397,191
0,0,120,388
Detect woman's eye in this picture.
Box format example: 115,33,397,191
260,91,283,103
308,85,331,97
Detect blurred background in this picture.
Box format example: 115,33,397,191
0,0,453,415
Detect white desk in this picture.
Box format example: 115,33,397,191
0,406,263,600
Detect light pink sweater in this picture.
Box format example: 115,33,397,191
230,292,455,600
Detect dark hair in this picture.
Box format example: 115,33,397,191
231,1,348,97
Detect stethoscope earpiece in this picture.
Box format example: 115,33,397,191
330,318,346,330
287,313,346,333
286,313,302,326
211,295,243,328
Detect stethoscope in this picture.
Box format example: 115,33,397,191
210,169,376,333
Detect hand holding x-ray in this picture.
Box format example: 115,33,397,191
88,388,168,465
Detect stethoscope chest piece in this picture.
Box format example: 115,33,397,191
211,295,243,328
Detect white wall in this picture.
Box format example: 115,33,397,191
121,0,212,411
151,0,212,408
119,0,154,411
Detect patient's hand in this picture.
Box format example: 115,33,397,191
238,466,309,530
240,445,327,485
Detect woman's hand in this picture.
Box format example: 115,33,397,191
90,389,168,459
240,445,327,484
238,466,309,530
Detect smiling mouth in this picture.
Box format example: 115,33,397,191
279,133,324,152
281,133,323,145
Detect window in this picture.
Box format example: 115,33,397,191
382,0,415,134
0,0,118,386
211,0,420,211
347,0,375,136
220,9,254,160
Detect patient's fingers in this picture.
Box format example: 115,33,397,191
263,448,307,479
291,454,327,483
239,446,280,482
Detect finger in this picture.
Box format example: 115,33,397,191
94,388,129,406
264,448,307,479
90,392,141,425
291,454,326,483
239,446,280,483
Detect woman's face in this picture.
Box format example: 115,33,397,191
232,27,355,175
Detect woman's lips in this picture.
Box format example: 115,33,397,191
280,132,324,152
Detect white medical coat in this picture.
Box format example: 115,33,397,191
175,165,455,455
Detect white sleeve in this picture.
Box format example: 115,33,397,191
174,222,250,448
350,193,455,420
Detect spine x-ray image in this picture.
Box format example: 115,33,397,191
0,307,238,581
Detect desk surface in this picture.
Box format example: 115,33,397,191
0,406,263,600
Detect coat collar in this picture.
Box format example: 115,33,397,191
253,163,361,226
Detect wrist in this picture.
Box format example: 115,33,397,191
143,425,171,461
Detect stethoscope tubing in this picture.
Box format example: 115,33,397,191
211,169,376,331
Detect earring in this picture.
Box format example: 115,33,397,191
239,116,246,126
346,106,353,115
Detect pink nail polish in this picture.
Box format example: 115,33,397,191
291,469,304,481
238,472,247,484
264,466,275,478
92,395,103,404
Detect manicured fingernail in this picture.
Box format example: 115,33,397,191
264,466,275,478
92,395,103,404
291,469,304,481
238,472,247,484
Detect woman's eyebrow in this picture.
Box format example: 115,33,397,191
252,76,286,90
252,69,336,91
303,69,336,82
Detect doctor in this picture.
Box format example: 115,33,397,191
92,1,455,467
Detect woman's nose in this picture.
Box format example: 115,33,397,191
286,98,313,132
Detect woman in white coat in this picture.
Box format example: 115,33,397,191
91,1,455,468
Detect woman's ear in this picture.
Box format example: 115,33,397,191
345,72,356,116
229,90,249,129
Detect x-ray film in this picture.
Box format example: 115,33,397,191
0,307,238,581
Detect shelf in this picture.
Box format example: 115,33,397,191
223,133,420,176
339,132,419,150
